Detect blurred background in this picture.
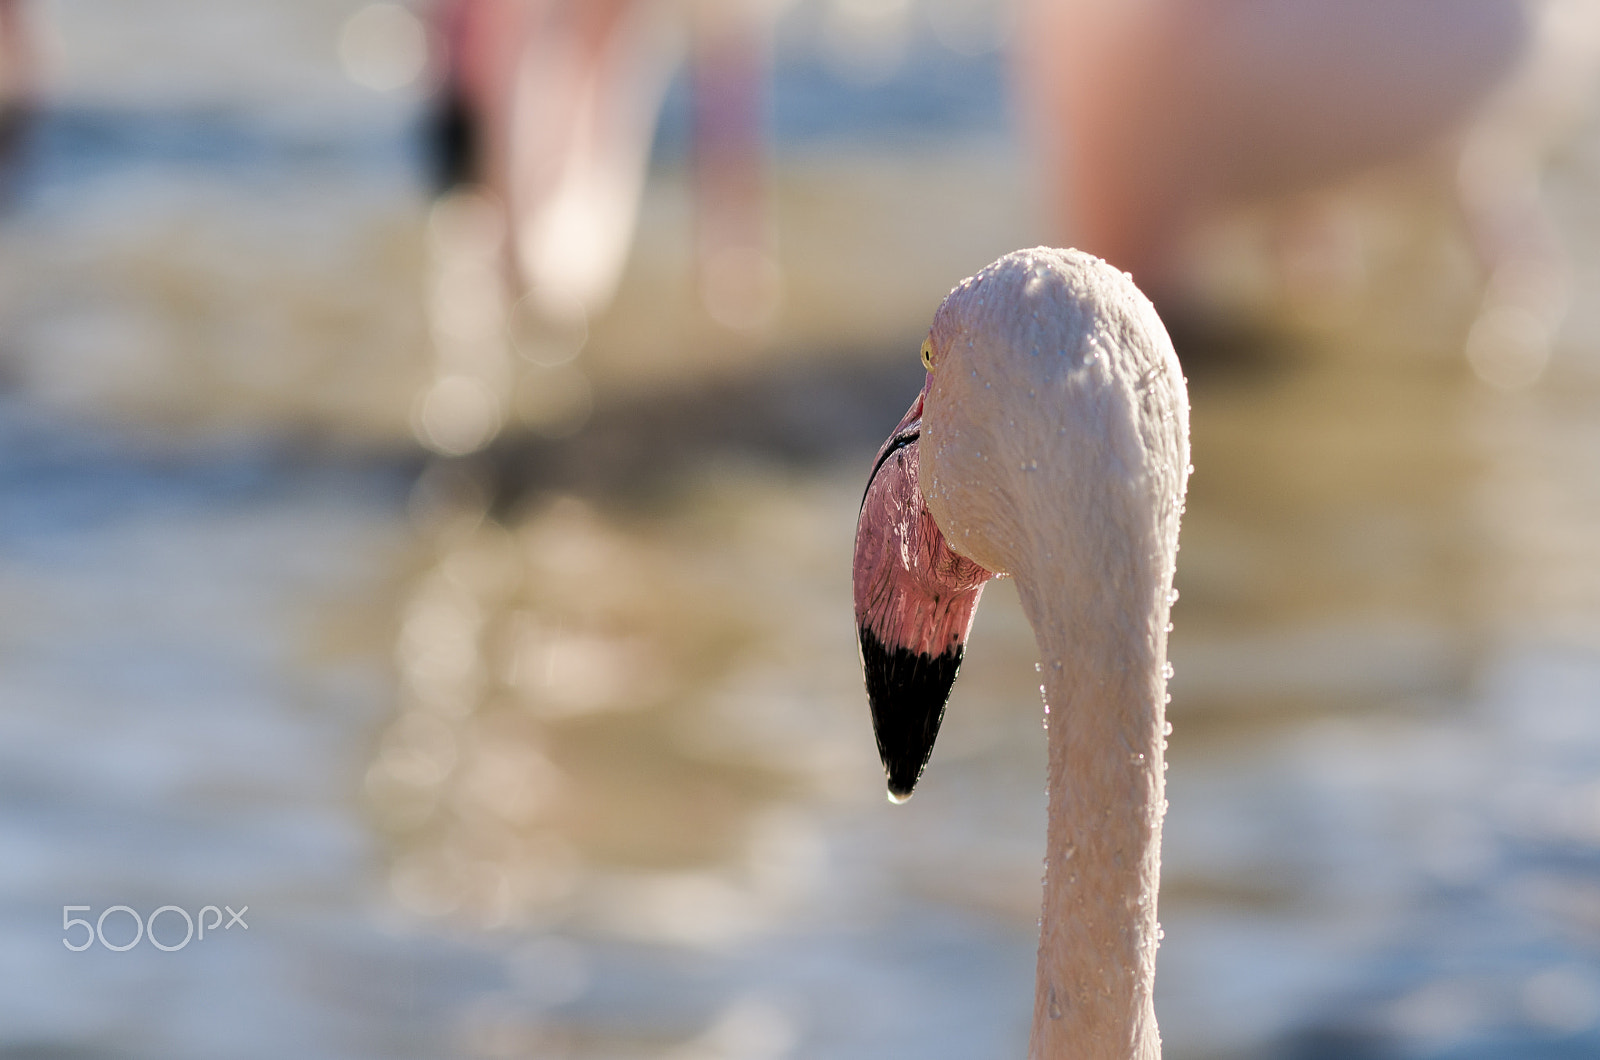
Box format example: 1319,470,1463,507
4,1,1600,1057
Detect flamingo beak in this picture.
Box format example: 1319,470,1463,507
853,384,992,801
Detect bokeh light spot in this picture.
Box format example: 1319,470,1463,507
338,3,428,92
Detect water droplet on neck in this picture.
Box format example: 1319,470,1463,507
1161,662,1175,680
1167,588,1180,604
1048,986,1063,1020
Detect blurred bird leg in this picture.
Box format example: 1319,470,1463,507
692,0,780,333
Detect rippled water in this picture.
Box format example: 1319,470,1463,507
5,2,1600,1059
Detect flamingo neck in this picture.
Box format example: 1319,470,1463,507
1016,560,1170,1060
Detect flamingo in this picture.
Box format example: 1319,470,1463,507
1014,0,1532,297
854,247,1189,1059
1013,0,1600,387
431,0,684,321
431,0,773,327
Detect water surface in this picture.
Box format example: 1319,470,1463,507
3,3,1600,1059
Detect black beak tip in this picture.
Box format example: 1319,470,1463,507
859,625,965,807
880,733,929,803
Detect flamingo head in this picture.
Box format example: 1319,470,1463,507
854,247,1188,802
853,380,992,802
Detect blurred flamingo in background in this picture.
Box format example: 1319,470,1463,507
431,0,774,330
855,248,1189,1059
433,0,683,323
1015,0,1600,383
1015,0,1529,293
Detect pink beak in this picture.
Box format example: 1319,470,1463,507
853,381,993,800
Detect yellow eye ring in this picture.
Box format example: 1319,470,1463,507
920,338,934,371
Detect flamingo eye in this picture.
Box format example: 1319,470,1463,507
920,338,934,371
